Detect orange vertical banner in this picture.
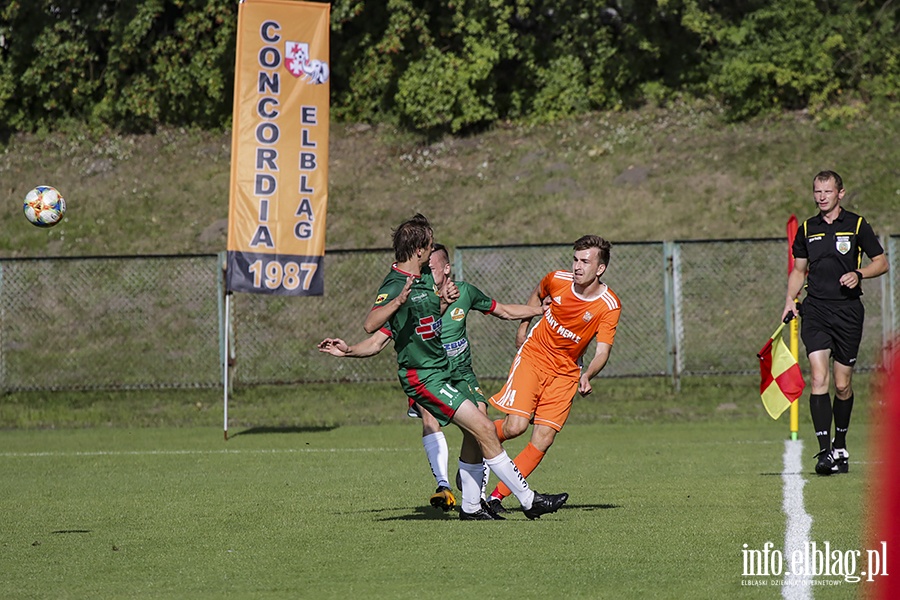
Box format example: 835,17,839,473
226,0,330,295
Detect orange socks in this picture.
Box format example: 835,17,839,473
491,442,546,500
494,419,507,443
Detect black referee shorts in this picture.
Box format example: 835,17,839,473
800,296,865,366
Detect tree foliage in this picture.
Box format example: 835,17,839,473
0,0,236,133
708,0,900,120
1,0,897,134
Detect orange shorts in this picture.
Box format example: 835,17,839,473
488,354,578,432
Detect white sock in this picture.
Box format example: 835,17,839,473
457,460,486,514
422,432,450,489
480,462,491,500
484,451,535,510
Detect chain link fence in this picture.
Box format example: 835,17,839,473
453,243,669,379
0,255,220,390
1,238,897,392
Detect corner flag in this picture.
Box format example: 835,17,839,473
757,318,806,419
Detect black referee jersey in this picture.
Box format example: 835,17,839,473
792,208,884,301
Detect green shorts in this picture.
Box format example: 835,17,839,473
453,364,487,406
399,367,478,427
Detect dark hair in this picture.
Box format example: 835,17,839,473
814,170,843,191
431,243,450,264
392,213,433,262
573,235,611,266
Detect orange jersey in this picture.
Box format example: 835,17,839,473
519,270,621,378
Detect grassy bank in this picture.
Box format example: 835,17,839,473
2,106,898,258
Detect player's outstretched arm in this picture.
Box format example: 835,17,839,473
364,277,413,334
318,330,391,358
514,283,543,348
490,301,544,321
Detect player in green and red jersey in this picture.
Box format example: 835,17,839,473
318,214,568,520
320,242,540,512
406,243,543,512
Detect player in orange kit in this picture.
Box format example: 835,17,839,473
486,234,621,513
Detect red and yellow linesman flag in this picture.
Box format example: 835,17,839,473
757,319,806,419
226,0,330,296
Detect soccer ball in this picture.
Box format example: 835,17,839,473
23,185,66,228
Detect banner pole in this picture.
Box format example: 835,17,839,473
787,215,800,440
224,292,230,441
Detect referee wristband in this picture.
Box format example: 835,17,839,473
854,270,863,283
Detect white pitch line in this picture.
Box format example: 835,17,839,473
0,447,416,459
782,439,813,600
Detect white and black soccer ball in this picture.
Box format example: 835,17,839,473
23,185,66,228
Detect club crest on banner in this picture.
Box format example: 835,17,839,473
285,41,330,84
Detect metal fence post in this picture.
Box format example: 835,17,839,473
891,237,898,336
454,246,465,282
664,241,681,391
0,262,4,394
882,236,893,358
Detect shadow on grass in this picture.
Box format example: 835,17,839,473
230,425,338,436
370,502,622,521
563,503,622,511
51,530,92,534
373,506,456,521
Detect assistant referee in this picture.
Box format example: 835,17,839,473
782,170,889,476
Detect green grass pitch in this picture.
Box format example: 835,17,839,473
0,417,872,599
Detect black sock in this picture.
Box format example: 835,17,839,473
809,393,832,453
832,394,854,449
